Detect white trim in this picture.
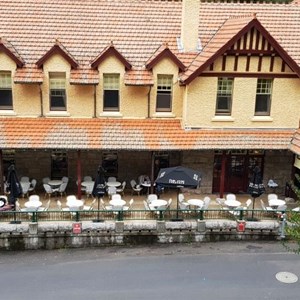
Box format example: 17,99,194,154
152,112,175,118
45,111,70,117
211,116,234,122
0,110,16,116
251,116,273,122
100,111,123,117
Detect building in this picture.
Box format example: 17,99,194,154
0,0,300,197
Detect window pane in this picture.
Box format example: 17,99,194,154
49,73,66,111
216,78,233,115
0,90,13,109
156,75,172,112
104,90,119,110
104,74,119,90
0,72,13,109
255,79,272,115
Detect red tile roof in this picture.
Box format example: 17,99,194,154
2,1,300,85
181,15,300,84
0,118,294,151
290,128,300,155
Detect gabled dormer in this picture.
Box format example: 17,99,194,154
36,39,78,69
181,14,300,84
91,42,132,70
145,43,185,72
0,37,24,67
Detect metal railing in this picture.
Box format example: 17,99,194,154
0,208,289,223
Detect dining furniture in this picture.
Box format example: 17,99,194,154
66,199,84,210
81,181,95,188
268,199,286,209
48,180,63,188
109,199,126,207
187,199,204,208
224,199,241,208
149,199,167,209
106,181,121,188
24,200,43,210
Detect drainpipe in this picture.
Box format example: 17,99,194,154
93,84,97,118
219,150,226,198
0,150,3,193
147,86,152,118
77,150,82,200
39,84,44,117
150,151,155,194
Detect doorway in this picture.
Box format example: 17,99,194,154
212,150,264,193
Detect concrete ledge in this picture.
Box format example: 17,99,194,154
0,219,282,250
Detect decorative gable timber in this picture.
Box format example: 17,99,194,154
0,38,24,67
91,42,132,70
181,15,300,85
36,39,78,69
145,43,185,71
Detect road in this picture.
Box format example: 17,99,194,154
0,241,299,300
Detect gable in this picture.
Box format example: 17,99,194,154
181,16,300,84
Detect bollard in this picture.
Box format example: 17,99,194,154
237,220,246,232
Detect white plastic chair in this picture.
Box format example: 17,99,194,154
260,199,274,211
116,181,126,195
107,177,117,182
28,179,37,194
226,194,236,201
42,177,50,184
83,198,96,211
83,176,93,182
107,186,117,198
84,182,94,198
123,199,134,211
20,176,30,182
267,194,278,201
43,183,54,199
147,194,158,204
178,193,185,203
21,182,30,198
57,182,68,197
130,179,142,196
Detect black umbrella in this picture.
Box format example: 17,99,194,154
92,166,106,222
6,164,23,224
247,165,265,220
155,166,201,221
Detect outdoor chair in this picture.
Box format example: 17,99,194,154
83,176,93,182
56,182,68,198
38,199,51,212
100,198,112,211
260,199,274,212
178,193,185,203
111,194,122,201
28,179,37,194
107,177,117,182
123,199,134,211
61,176,69,183
267,193,278,202
29,194,40,202
42,177,50,184
107,186,117,199
84,182,94,198
83,198,96,211
21,182,30,198
226,194,236,201
130,179,143,196
43,183,55,199
147,194,158,204
116,181,126,196
20,176,30,182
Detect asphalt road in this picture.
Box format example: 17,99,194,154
0,241,299,300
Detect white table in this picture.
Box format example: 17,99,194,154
66,199,84,210
149,199,167,209
109,199,126,207
24,200,43,209
106,181,121,188
268,199,286,209
224,199,241,208
48,180,63,188
187,199,204,208
81,181,95,188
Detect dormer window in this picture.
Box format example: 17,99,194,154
156,75,173,112
49,72,66,111
103,74,120,111
0,71,13,110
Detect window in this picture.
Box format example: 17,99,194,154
156,75,173,112
255,79,272,116
49,73,66,111
103,74,120,111
215,78,233,115
0,71,13,110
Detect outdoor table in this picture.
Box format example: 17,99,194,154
224,199,241,208
48,180,63,188
149,199,167,209
106,181,121,188
187,199,204,208
109,199,126,207
24,200,43,210
268,199,286,209
66,199,84,210
81,181,95,188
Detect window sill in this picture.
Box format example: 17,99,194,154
152,112,175,118
45,111,70,117
99,111,123,117
251,116,273,122
0,110,16,116
211,116,234,122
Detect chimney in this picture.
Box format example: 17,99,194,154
180,0,200,52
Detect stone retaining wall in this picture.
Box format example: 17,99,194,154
0,219,283,250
